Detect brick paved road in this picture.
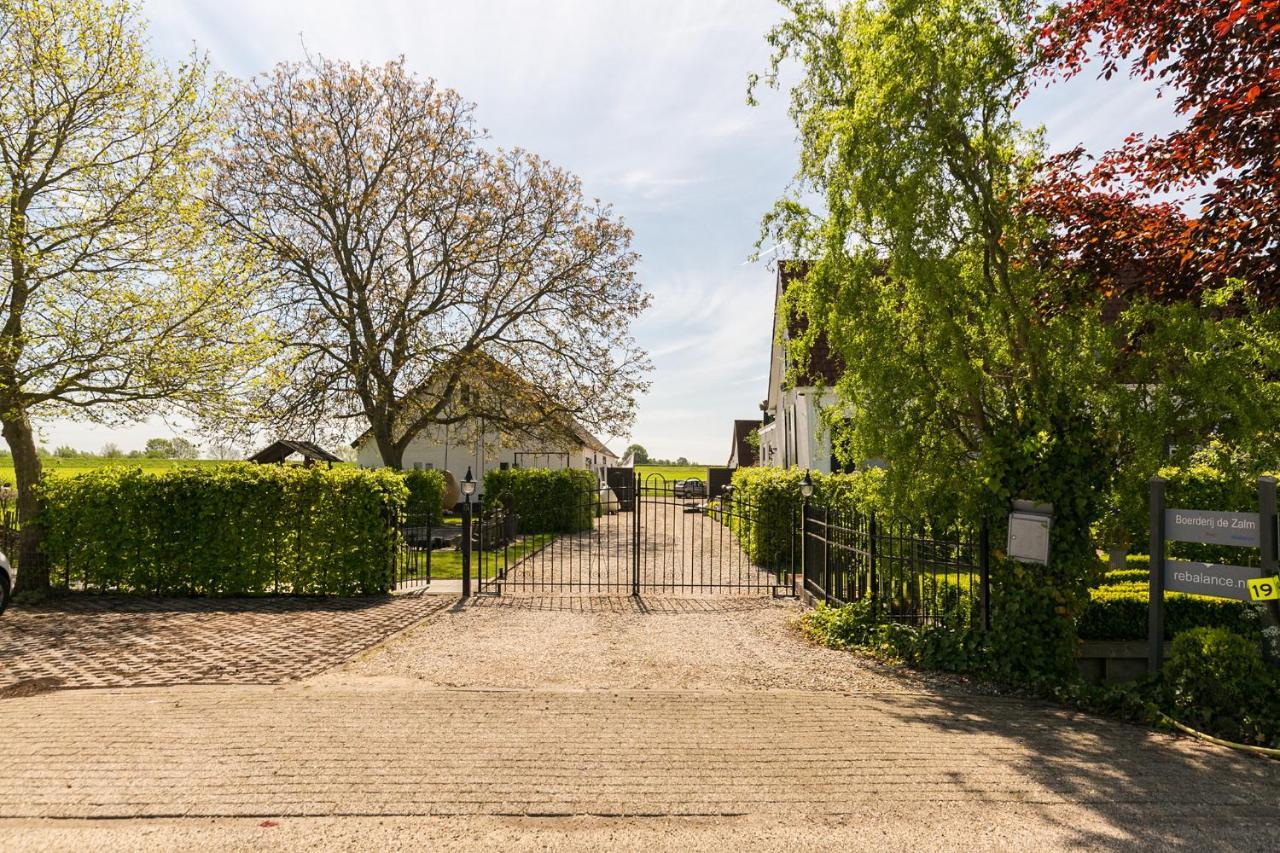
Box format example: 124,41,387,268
1,685,1277,821
0,594,449,690
2,595,1279,849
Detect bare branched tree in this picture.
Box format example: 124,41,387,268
213,55,651,467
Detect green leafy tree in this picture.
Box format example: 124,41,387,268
0,0,266,594
144,438,174,459
624,443,649,464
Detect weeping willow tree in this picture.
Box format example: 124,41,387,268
751,0,1280,678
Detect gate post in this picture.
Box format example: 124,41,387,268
631,470,640,596
1148,476,1166,673
979,518,991,632
1258,477,1280,666
461,496,473,598
868,511,878,616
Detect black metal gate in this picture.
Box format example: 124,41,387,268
476,472,794,596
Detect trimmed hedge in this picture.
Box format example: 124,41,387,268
1077,581,1263,641
483,467,597,533
39,464,408,596
727,466,887,566
401,469,445,525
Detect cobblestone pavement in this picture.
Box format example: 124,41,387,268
0,593,450,690
0,685,1277,849
2,595,1279,850
496,497,780,595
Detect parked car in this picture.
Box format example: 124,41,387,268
0,551,11,616
673,478,706,499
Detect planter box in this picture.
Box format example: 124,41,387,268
1076,640,1171,684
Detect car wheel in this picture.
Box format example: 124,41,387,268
0,574,9,617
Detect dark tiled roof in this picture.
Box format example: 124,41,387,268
248,440,341,464
730,419,762,467
778,261,842,386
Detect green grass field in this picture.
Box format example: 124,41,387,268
0,456,228,487
633,463,712,483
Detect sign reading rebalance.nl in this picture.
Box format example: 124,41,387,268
1164,560,1263,602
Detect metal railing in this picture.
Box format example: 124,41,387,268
801,501,990,631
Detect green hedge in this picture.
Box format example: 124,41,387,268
483,467,597,533
39,464,407,596
1162,627,1280,747
727,466,888,566
1076,582,1263,641
401,469,445,525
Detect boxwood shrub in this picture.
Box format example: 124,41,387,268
483,467,597,533
1076,581,1263,641
39,463,408,596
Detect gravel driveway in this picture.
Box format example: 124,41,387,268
318,596,971,694
496,498,783,595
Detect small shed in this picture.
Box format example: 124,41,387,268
248,440,341,467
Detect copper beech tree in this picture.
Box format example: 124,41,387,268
0,0,264,594
1026,0,1280,303
212,56,651,468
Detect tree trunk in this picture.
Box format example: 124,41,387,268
1,408,47,595
371,422,404,470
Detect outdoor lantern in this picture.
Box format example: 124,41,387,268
799,470,814,499
461,466,477,498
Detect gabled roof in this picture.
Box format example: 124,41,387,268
766,261,843,411
248,439,341,464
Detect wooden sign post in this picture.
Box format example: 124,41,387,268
1149,476,1280,672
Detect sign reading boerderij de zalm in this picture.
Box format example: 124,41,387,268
1164,508,1261,548
1164,560,1263,602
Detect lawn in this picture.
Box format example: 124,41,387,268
0,456,229,487
414,533,555,580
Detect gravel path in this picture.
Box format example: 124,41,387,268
317,596,976,694
495,498,783,595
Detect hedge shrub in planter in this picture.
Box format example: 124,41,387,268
1076,582,1262,641
1162,627,1280,747
483,467,597,533
39,464,408,596
400,469,445,525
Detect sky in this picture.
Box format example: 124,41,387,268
29,0,1182,463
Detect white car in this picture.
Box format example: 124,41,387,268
0,551,11,615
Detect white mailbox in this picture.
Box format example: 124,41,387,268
1007,510,1052,565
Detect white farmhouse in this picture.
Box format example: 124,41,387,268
354,420,618,497
755,261,847,474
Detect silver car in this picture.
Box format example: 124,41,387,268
0,551,11,615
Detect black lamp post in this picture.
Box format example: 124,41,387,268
461,467,476,597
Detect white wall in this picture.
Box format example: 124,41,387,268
355,425,616,496
758,385,840,474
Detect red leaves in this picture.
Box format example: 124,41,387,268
1028,0,1280,302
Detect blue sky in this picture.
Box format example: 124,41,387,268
33,0,1180,463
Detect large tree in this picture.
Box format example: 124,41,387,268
212,56,651,468
0,0,263,594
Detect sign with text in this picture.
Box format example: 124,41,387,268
1164,508,1260,548
1165,560,1263,602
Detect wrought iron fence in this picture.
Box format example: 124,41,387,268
801,501,990,631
